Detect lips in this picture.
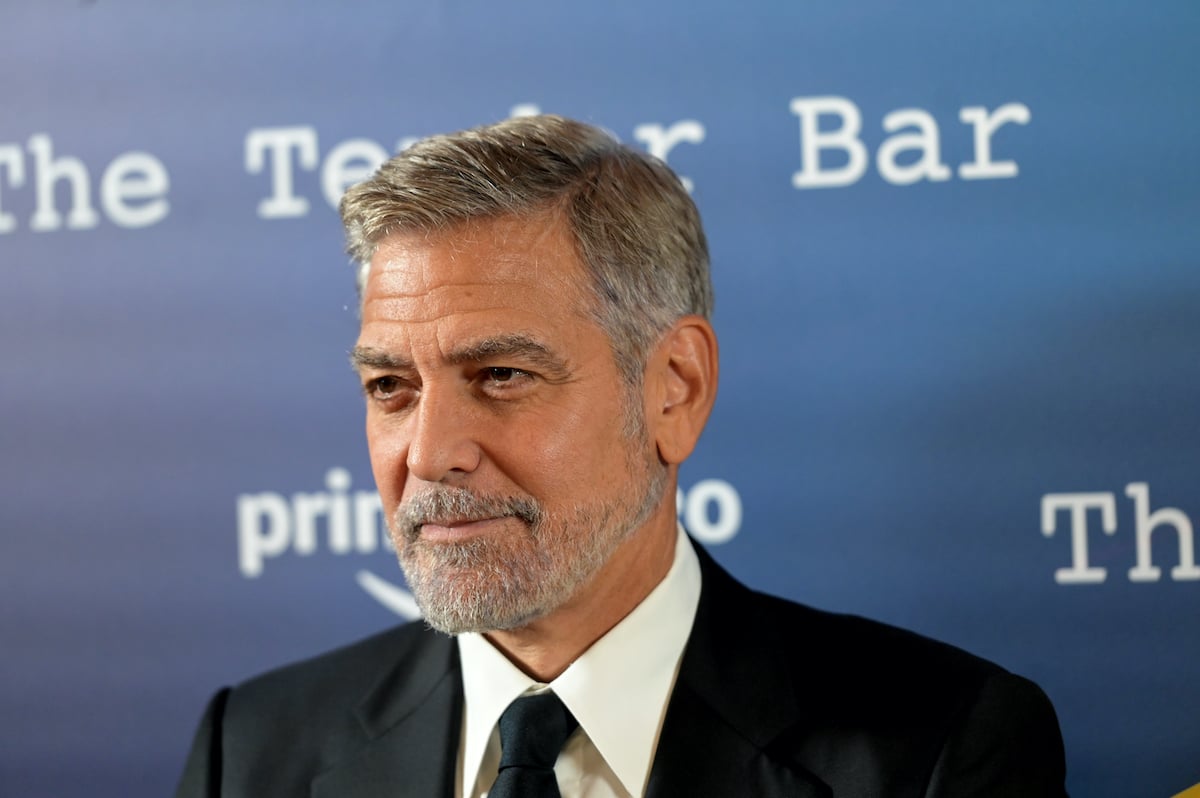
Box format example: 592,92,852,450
418,516,510,543
422,515,492,527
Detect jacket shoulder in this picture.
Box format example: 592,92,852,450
693,547,1009,715
681,548,1066,795
226,621,447,719
174,621,457,798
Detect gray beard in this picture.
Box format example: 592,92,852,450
388,460,667,635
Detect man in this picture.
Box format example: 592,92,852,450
176,115,1067,797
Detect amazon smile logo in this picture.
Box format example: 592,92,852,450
235,467,741,618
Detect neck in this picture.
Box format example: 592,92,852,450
483,509,678,682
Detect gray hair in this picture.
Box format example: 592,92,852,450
338,114,712,384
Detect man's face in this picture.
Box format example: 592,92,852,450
353,212,667,634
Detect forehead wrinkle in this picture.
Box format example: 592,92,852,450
371,212,587,299
364,273,593,333
365,256,582,327
364,290,501,327
376,254,579,295
360,210,606,361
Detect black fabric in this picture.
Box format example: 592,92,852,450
173,542,1068,797
488,692,579,798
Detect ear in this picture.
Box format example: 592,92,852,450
645,315,719,465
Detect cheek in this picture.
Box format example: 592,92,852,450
499,402,631,497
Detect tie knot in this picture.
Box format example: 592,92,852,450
497,692,579,771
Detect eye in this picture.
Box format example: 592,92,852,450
479,366,534,394
368,376,397,397
485,367,518,382
365,376,409,403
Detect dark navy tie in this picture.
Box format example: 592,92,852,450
488,692,579,798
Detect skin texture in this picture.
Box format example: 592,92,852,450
352,210,718,681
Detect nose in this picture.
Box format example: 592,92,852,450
405,387,483,483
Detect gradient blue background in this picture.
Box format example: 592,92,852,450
2,3,1198,796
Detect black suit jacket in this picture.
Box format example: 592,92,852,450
175,546,1067,797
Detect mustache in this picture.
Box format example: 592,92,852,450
394,486,542,541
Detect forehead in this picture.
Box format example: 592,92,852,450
359,212,598,342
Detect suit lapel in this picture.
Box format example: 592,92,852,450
647,681,828,798
646,545,830,798
312,627,462,798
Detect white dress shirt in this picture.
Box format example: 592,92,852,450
456,527,701,798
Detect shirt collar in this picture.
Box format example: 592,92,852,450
457,526,701,797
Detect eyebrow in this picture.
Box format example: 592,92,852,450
349,347,411,372
350,334,571,377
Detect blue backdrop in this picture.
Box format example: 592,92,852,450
2,3,1197,796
